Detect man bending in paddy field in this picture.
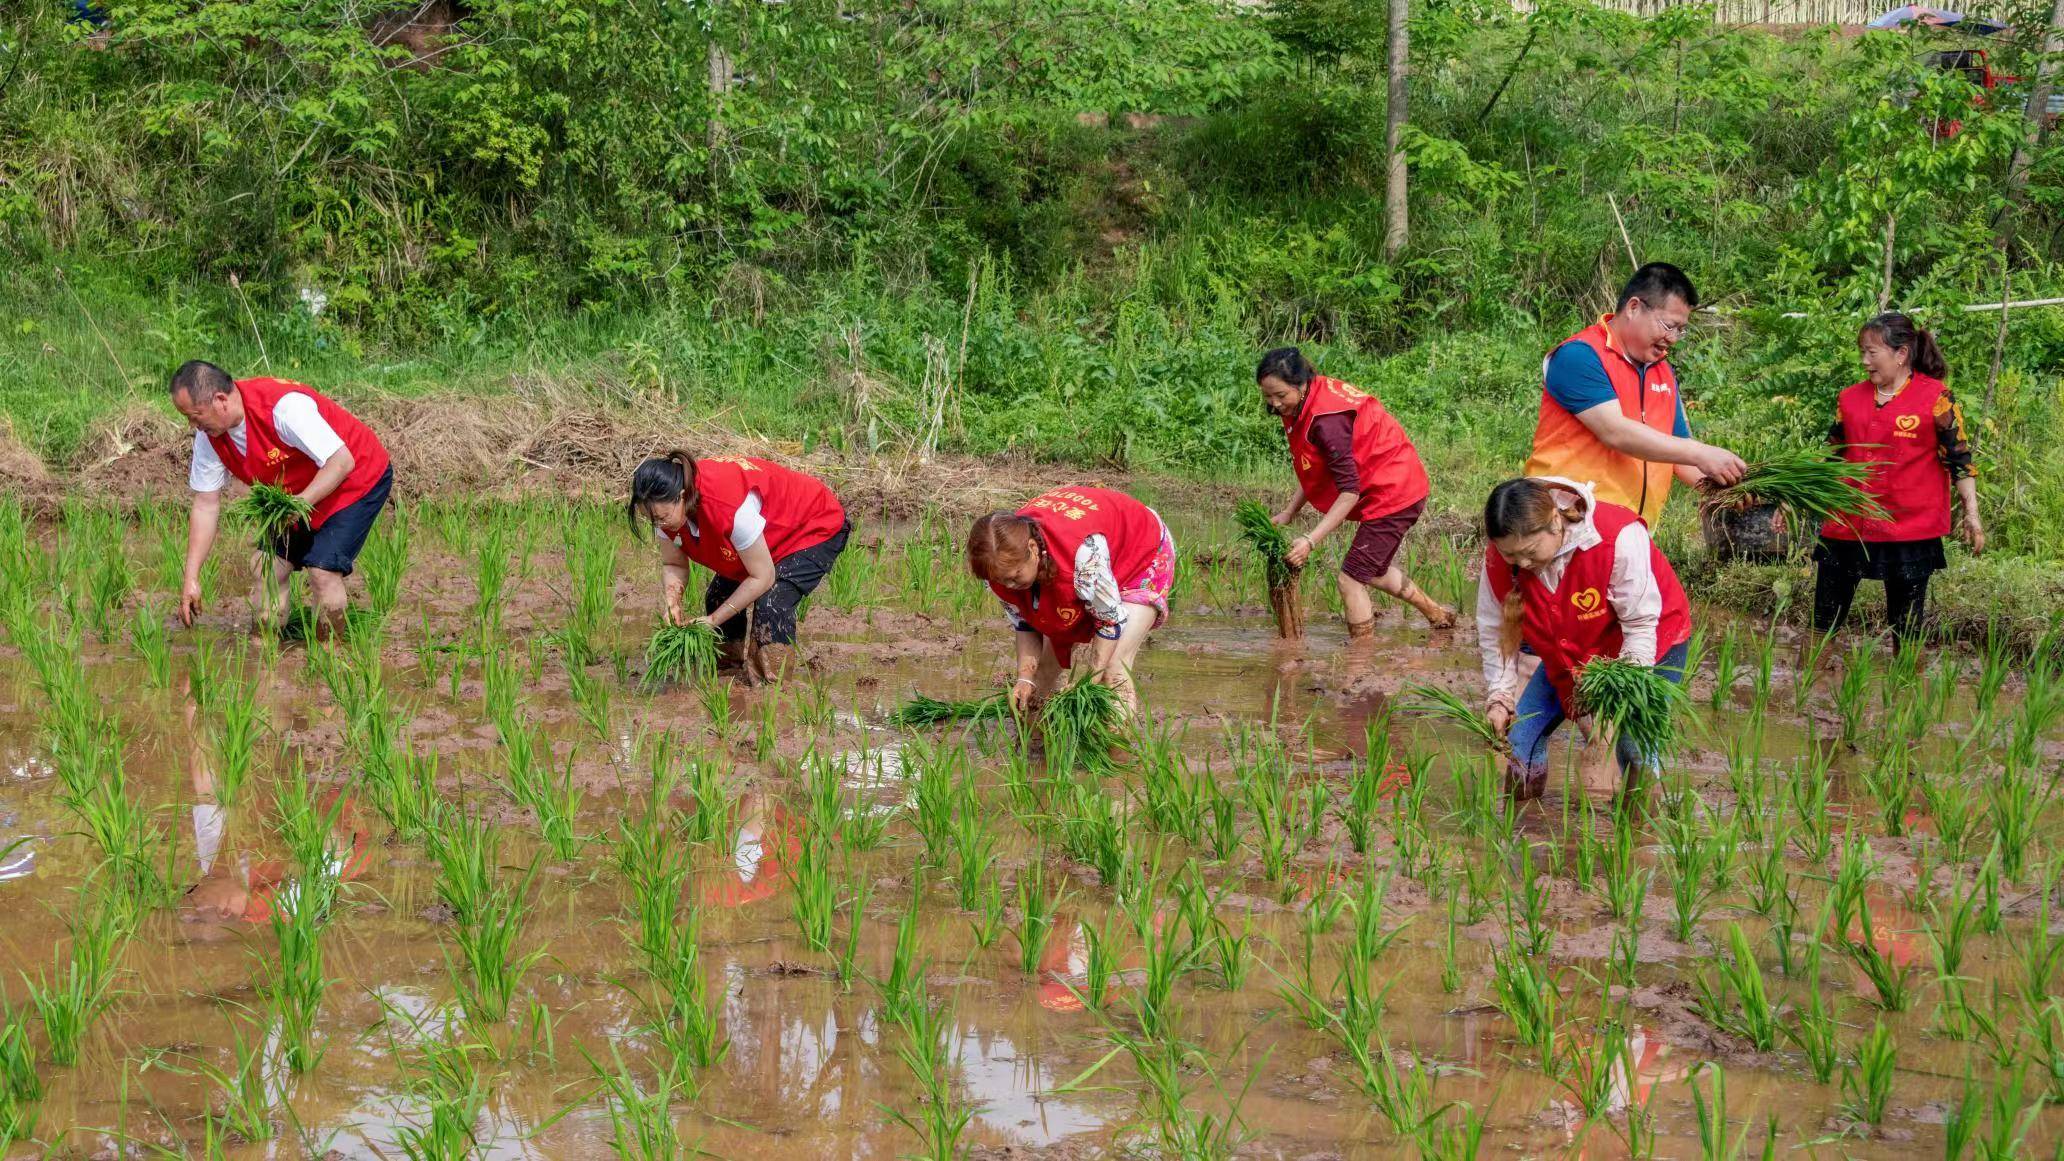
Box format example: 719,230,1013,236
169,360,394,641
1256,347,1456,639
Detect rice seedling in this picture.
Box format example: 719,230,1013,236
1500,847,1556,958
1059,780,1129,889
1694,924,1782,1050
2014,882,2063,1002
888,691,1011,728
210,669,264,810
1974,623,2014,724
472,522,510,638
1707,447,1888,532
639,620,721,691
1858,730,1919,840
173,1012,281,1144
1400,684,1503,751
1786,936,1841,1083
1042,676,1121,775
881,994,977,1161
1235,499,1302,639
1688,1063,1778,1160
565,657,613,741
1787,760,1835,862
1925,769,1981,867
949,799,998,913
590,1046,692,1161
786,828,839,953
1660,806,1732,943
0,999,42,1106
1710,627,1740,710
1490,944,1558,1062
229,483,314,545
1839,895,1921,1013
1966,1065,2043,1160
1574,657,1689,761
26,897,130,1067
497,720,587,861
831,877,875,988
618,784,692,973
644,904,727,1071
878,890,930,1026
1986,758,2049,882
1840,1020,1896,1125
130,600,171,687
1013,858,1065,976
696,667,733,733
388,1025,489,1161
1095,1022,1260,1159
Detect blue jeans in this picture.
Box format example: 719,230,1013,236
1508,640,1689,793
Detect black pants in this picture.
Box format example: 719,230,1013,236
704,523,851,646
1812,558,1932,643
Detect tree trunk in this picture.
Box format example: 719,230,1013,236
1876,212,1896,313
2001,0,2064,227
1383,0,1410,262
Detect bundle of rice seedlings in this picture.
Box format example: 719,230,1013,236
643,621,721,689
1042,677,1120,774
229,484,314,544
1574,657,1690,760
1235,500,1303,639
1401,683,1505,751
888,692,1010,728
1703,447,1890,531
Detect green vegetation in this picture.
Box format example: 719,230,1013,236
888,692,1011,729
642,622,721,689
1704,446,1889,529
227,485,314,543
1575,657,1689,759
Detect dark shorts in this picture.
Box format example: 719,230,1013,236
263,468,393,577
1340,497,1426,585
705,522,852,646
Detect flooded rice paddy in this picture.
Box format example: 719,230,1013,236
1,499,2061,1159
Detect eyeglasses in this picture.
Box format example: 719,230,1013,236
1632,298,1689,341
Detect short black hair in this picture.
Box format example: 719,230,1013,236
1615,263,1698,312
1255,347,1315,387
170,360,236,401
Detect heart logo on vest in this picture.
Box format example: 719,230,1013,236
1894,413,1921,437
1571,587,1604,618
264,447,289,465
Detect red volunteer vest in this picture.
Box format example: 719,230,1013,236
207,378,390,530
1483,502,1691,708
991,487,1163,647
1819,375,1952,543
1285,376,1431,521
665,457,846,581
1524,322,1681,525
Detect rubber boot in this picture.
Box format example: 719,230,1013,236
1400,581,1457,629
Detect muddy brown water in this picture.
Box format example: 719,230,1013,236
1,528,2060,1159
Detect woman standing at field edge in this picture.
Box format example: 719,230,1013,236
1477,476,1691,799
627,451,851,683
967,486,1176,719
1256,347,1456,637
1811,312,1982,645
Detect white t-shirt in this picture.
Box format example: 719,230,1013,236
654,491,766,552
188,393,347,493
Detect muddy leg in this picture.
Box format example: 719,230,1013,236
305,567,349,641
1371,566,1455,629
250,551,292,638
1096,601,1158,722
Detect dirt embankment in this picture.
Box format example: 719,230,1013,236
0,383,1244,523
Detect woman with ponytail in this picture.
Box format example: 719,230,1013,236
1812,312,1982,644
627,451,850,683
1476,477,1692,799
967,486,1176,719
